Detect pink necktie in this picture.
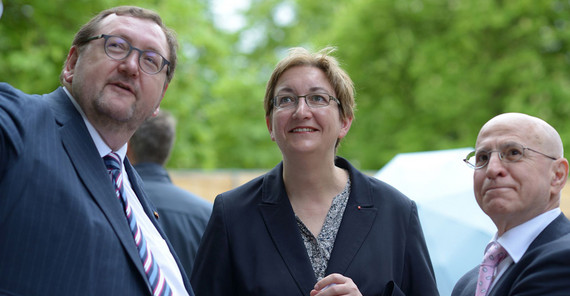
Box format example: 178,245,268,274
476,242,507,296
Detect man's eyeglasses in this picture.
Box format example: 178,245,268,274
85,34,170,75
273,93,341,110
464,143,557,169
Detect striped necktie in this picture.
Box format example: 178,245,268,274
104,153,172,296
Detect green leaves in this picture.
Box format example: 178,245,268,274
3,0,570,170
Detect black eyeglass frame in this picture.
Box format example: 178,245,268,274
85,34,170,75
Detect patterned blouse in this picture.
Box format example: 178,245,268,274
295,178,351,280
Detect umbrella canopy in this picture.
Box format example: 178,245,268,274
374,148,496,296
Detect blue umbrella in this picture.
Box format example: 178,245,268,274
374,148,495,296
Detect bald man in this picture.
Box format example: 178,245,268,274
452,112,570,296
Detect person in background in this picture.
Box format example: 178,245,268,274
128,109,212,280
452,112,570,296
0,6,194,295
191,47,439,296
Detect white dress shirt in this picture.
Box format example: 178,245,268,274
486,207,561,292
64,87,188,296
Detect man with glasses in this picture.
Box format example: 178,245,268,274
452,112,570,296
0,6,193,296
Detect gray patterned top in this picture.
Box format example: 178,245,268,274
295,178,351,280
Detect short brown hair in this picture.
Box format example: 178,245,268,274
264,47,356,121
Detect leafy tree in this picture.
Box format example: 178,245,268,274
322,0,570,169
3,0,570,170
242,0,570,169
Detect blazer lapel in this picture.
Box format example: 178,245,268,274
49,89,150,290
326,157,378,275
258,164,317,295
489,214,570,296
527,213,570,249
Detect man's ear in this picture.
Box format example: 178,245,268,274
551,158,569,195
62,46,79,83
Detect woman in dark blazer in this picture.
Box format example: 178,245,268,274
191,47,439,296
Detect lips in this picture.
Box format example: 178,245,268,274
110,81,134,94
483,185,513,195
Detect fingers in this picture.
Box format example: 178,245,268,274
314,273,341,290
310,284,336,296
311,273,362,296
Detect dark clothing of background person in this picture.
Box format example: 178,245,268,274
134,162,212,278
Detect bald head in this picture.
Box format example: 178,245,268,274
477,112,564,158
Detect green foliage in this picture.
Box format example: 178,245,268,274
318,0,570,169
2,0,570,170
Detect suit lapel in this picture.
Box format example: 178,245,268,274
326,203,376,274
489,214,570,296
258,164,316,295
326,157,377,274
527,213,570,249
257,158,379,293
48,89,150,291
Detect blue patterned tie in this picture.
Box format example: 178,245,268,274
104,153,172,296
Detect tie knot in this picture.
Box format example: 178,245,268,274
103,152,122,171
482,242,507,267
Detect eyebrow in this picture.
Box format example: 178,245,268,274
276,87,332,94
309,86,330,92
114,33,167,56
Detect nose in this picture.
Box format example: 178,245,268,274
118,50,140,76
485,152,506,178
292,97,311,118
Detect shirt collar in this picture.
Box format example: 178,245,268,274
63,87,128,160
494,208,561,263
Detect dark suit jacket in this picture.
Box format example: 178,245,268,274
0,84,193,296
134,162,212,279
191,157,439,296
451,213,570,296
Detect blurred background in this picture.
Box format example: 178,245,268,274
3,0,570,294
2,0,570,171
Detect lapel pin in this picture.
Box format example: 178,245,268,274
154,211,159,219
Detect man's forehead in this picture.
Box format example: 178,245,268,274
475,139,524,150
476,121,538,149
98,14,168,54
